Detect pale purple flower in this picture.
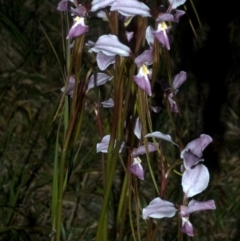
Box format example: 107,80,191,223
142,197,216,236
110,0,151,17
101,98,114,108
156,5,185,23
129,157,144,180
182,164,210,198
61,76,75,97
91,0,115,12
181,134,212,169
57,0,71,11
131,143,158,157
96,134,125,153
134,117,142,140
161,71,187,113
145,131,179,147
180,199,216,236
87,72,112,91
169,0,186,10
96,52,115,71
143,197,177,219
89,34,131,57
66,16,89,39
152,22,171,50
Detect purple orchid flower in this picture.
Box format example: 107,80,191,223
143,197,216,236
96,135,125,153
129,157,144,180
110,0,151,17
91,0,115,12
133,48,154,96
66,16,89,39
179,199,216,236
101,98,114,108
168,0,187,10
61,76,76,97
87,72,112,91
89,34,131,57
57,1,89,39
181,134,213,169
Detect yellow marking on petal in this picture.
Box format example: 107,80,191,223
136,157,142,163
124,16,133,27
141,64,150,75
157,21,168,31
75,16,81,22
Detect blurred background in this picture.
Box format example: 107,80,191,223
0,0,240,240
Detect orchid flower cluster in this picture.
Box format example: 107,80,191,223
57,0,216,239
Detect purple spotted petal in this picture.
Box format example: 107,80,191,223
143,197,177,219
181,134,213,158
180,199,216,217
153,29,170,50
172,71,187,90
182,151,203,169
169,0,186,9
101,98,114,108
129,158,144,180
145,131,178,146
89,34,131,56
182,164,210,198
66,17,89,39
135,49,154,67
131,143,157,157
110,0,151,17
91,0,115,12
181,217,194,236
97,52,115,70
87,73,112,91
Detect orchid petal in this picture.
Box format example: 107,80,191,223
97,52,115,70
153,28,170,50
156,13,174,22
129,157,144,180
133,66,152,96
173,9,185,22
182,164,210,198
145,131,178,146
131,143,157,157
66,17,89,39
96,135,125,153
101,98,114,108
135,49,154,67
181,134,213,159
146,26,154,47
172,71,187,90
180,199,216,217
169,0,187,9
91,0,115,12
151,106,161,113
87,73,112,91
61,76,75,97
126,31,134,42
143,197,177,219
89,34,131,56
181,217,194,236
57,0,69,11
181,151,203,169
168,97,179,113
110,0,151,17
134,117,142,140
